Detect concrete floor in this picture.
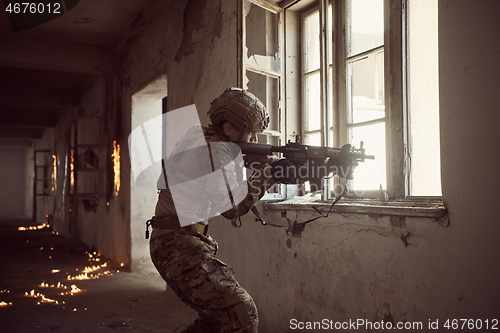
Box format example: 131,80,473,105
0,218,197,333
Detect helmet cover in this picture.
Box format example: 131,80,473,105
208,88,269,132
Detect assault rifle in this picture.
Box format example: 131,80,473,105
237,136,374,190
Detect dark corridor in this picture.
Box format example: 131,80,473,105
0,218,195,333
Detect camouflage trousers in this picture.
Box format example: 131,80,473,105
150,228,258,333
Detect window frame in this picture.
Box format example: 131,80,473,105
239,0,443,209
238,0,290,200
293,0,409,200
301,6,322,144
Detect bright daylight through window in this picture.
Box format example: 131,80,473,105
242,0,441,201
346,0,386,193
300,0,440,198
407,0,441,196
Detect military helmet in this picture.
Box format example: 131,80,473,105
208,88,269,132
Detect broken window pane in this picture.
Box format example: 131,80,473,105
348,51,385,124
348,0,384,57
247,71,280,133
245,1,280,76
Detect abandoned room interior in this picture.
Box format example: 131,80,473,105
1,0,499,332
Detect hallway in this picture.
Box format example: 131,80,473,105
0,218,196,333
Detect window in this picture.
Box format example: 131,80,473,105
299,0,388,197
302,8,326,147
240,0,283,145
239,0,287,199
240,0,441,201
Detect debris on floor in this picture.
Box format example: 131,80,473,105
0,218,196,333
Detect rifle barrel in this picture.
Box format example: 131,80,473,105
237,142,374,160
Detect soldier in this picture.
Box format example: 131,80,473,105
149,88,278,333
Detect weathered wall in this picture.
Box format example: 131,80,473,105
51,106,72,236
24,145,34,219
34,74,131,266
437,0,500,318
0,147,28,218
72,74,132,266
118,0,235,115
33,128,54,224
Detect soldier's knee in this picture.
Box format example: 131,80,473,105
228,301,258,333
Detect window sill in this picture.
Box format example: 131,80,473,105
264,195,448,222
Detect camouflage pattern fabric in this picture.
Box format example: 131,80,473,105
151,125,275,332
150,228,258,333
155,125,275,221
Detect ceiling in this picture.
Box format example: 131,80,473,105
0,0,150,146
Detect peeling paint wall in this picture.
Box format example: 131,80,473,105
33,73,131,266
73,75,131,266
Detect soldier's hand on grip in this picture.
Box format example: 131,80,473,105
270,158,305,184
244,154,279,170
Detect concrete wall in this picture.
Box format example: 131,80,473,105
0,147,28,218
33,128,54,224
437,0,500,317
24,145,34,219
